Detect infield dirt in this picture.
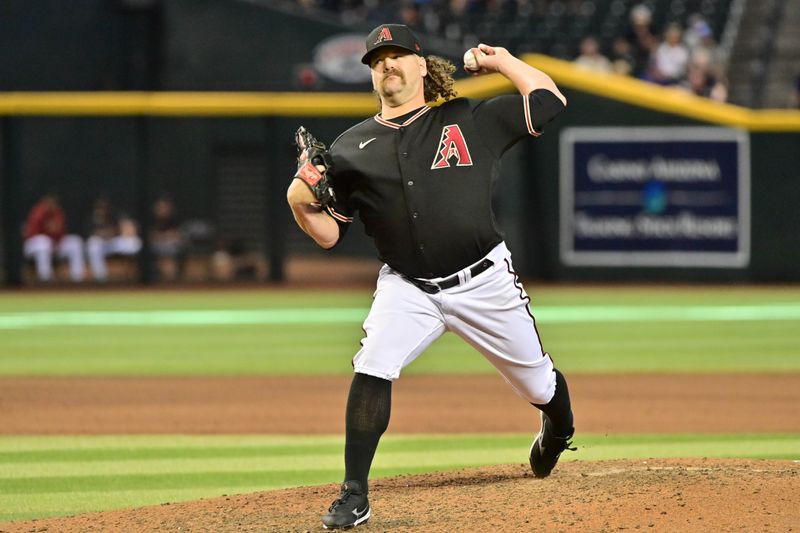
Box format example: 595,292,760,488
1,373,798,532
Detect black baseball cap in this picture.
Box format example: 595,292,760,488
361,24,423,65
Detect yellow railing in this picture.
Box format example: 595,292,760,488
0,54,798,130
521,54,800,132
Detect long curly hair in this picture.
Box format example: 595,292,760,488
423,55,458,103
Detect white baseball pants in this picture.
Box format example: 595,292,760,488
86,235,142,281
353,242,556,405
23,234,86,282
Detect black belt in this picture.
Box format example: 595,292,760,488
404,259,494,294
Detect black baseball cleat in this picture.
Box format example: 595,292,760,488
321,480,371,530
529,413,576,478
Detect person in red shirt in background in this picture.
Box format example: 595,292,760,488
23,193,86,282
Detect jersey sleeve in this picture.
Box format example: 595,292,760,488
472,89,565,155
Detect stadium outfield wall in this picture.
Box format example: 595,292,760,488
1,56,799,285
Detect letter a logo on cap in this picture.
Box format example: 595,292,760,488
374,26,393,44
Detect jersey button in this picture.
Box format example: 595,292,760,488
412,211,419,218
418,244,425,251
407,180,414,186
402,152,408,157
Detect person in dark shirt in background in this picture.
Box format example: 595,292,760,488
624,3,658,78
150,195,184,281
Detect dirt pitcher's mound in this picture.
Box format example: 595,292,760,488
2,459,797,533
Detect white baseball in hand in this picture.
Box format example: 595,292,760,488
463,48,485,72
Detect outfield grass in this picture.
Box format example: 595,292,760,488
0,433,798,522
0,287,798,375
1,286,798,522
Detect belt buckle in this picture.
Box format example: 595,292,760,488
420,280,441,294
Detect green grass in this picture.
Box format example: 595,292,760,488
0,286,798,375
0,286,797,522
0,433,797,522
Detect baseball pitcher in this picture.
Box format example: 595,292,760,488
287,23,575,530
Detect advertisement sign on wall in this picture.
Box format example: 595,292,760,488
559,127,750,268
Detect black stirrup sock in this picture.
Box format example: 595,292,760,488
533,368,574,436
344,372,392,492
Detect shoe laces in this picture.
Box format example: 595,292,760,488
329,485,359,511
543,417,576,452
553,434,577,454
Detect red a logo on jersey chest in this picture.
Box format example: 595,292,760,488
431,124,473,169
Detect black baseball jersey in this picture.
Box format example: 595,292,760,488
325,89,564,279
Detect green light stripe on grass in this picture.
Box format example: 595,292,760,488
0,309,368,329
544,305,800,322
1,304,799,329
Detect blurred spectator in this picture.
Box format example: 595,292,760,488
291,0,739,89
684,15,723,73
295,0,741,95
610,36,636,76
210,239,235,281
683,14,711,52
681,62,714,98
575,36,612,73
649,23,689,85
23,193,85,282
150,196,184,281
792,74,800,109
683,48,728,102
624,3,658,78
85,196,142,282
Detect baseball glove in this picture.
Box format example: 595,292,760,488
294,126,335,208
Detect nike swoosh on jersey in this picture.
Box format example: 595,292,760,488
359,138,377,149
